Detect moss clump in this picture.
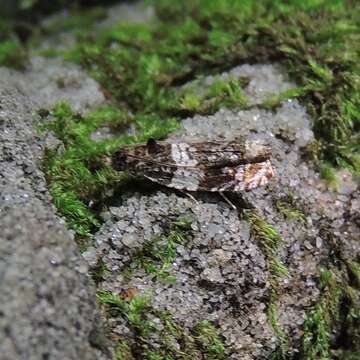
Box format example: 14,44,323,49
275,200,306,223
131,216,193,283
245,211,289,357
301,269,342,359
39,6,107,39
90,258,110,285
97,290,225,359
41,0,360,239
41,101,178,237
0,38,26,69
246,211,288,282
192,320,225,359
114,340,134,360
319,162,340,191
179,77,249,115
268,303,289,359
261,87,306,110
300,263,360,360
52,0,359,176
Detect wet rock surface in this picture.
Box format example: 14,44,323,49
87,64,359,358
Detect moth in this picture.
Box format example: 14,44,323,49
111,138,274,193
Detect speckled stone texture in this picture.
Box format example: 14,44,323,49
0,57,105,113
1,3,359,357
0,3,158,359
85,64,359,358
0,81,110,358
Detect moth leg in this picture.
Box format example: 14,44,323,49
179,190,199,205
218,191,236,210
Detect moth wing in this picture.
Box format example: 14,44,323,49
195,160,275,192
143,165,238,192
143,160,274,192
169,141,271,170
144,166,236,192
144,167,205,192
233,160,275,191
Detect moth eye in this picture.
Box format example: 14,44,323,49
112,150,127,171
146,138,160,154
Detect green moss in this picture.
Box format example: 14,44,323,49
97,290,225,359
131,216,193,283
300,265,360,359
42,101,178,238
179,77,248,115
180,93,202,113
41,6,106,37
90,258,110,285
261,87,306,110
244,211,289,356
97,291,154,338
268,303,289,360
55,0,360,175
319,162,339,191
246,211,288,281
302,303,331,359
301,269,342,359
347,260,360,287
115,340,134,360
193,320,225,358
48,182,100,237
0,38,26,69
276,200,306,223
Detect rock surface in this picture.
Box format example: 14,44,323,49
0,3,157,359
0,57,105,113
1,2,359,359
0,68,110,359
87,64,359,358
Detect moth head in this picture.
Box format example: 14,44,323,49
111,149,128,171
146,138,161,155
